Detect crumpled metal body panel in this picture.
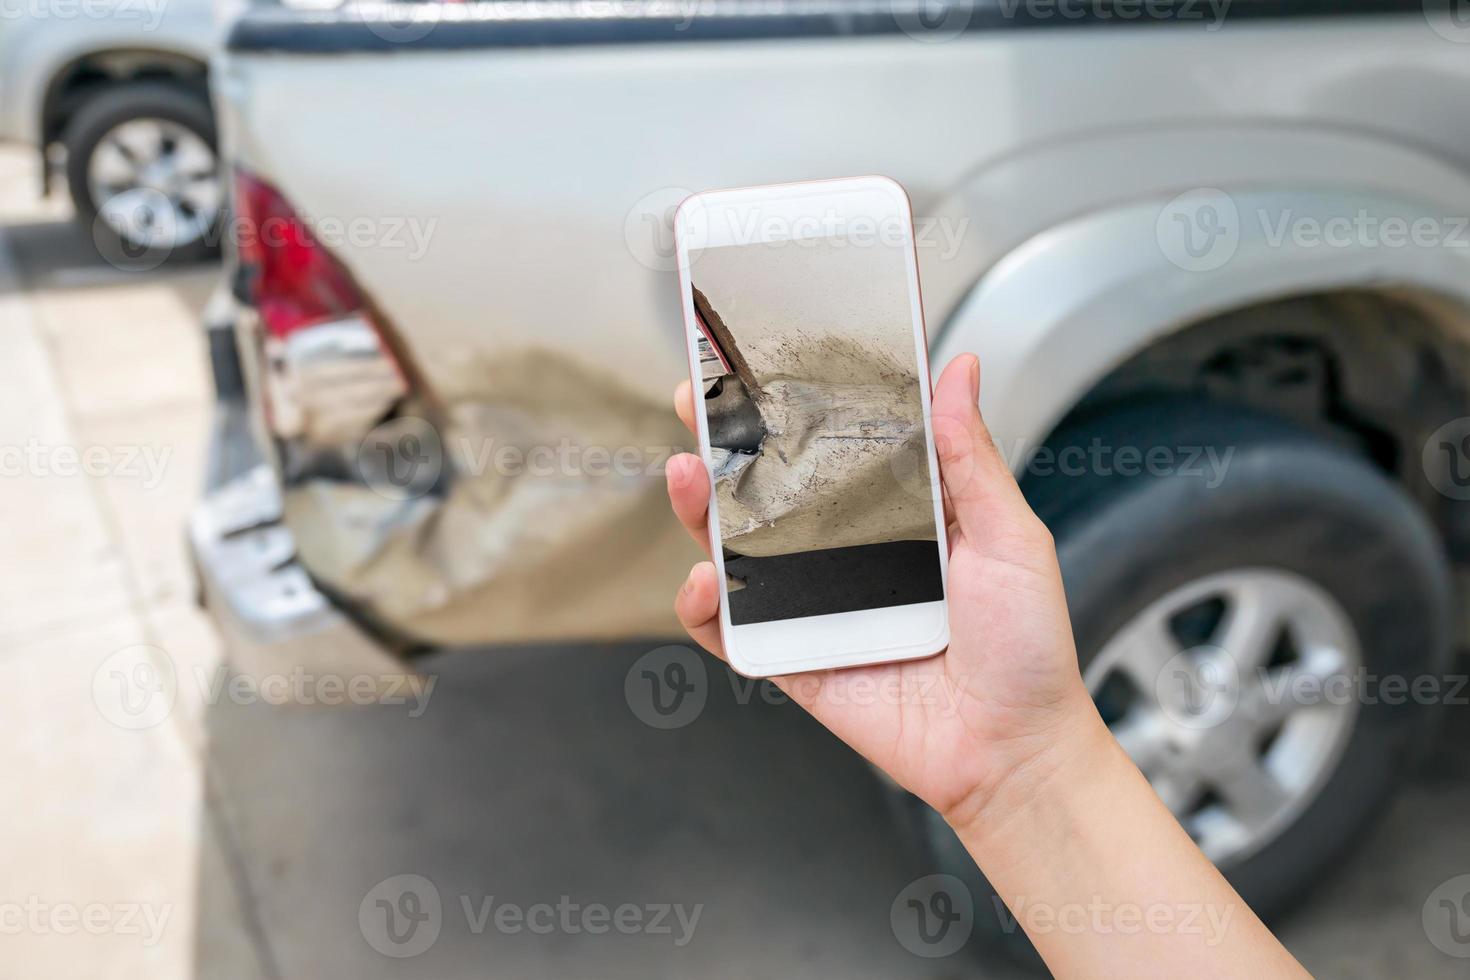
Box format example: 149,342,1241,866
282,351,701,646
712,378,932,557
693,238,936,558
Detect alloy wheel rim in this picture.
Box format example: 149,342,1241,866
1083,568,1361,865
86,118,220,251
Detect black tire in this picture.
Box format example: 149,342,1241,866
895,399,1453,968
62,82,220,268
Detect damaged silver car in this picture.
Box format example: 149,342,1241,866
196,0,1470,954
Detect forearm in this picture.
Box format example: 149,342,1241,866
949,714,1309,979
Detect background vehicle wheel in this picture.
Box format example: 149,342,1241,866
894,400,1452,967
62,82,221,269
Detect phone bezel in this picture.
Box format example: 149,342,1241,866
673,175,950,677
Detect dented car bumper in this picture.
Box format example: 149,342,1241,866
193,254,701,655
190,464,415,683
189,286,417,682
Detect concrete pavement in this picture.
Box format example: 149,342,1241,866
0,146,229,979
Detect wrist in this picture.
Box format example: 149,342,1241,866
941,693,1117,849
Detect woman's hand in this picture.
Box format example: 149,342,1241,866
665,354,1108,830
667,353,1308,976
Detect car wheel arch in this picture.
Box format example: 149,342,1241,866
41,47,209,151
930,187,1470,479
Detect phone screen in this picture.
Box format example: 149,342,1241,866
690,229,945,626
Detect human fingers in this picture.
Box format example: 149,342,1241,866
665,452,713,558
674,561,726,660
675,379,697,435
930,355,1050,559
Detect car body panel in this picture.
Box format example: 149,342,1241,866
207,8,1470,648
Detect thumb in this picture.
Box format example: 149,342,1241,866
930,354,1040,554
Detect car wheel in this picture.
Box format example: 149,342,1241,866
62,82,222,269
894,400,1452,966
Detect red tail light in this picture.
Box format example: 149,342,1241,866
234,169,369,339
232,169,408,446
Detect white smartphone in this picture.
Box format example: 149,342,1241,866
673,176,950,677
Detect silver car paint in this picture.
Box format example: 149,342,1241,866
212,16,1470,645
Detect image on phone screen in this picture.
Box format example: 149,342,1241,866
690,232,944,626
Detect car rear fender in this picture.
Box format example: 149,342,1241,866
933,186,1470,464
